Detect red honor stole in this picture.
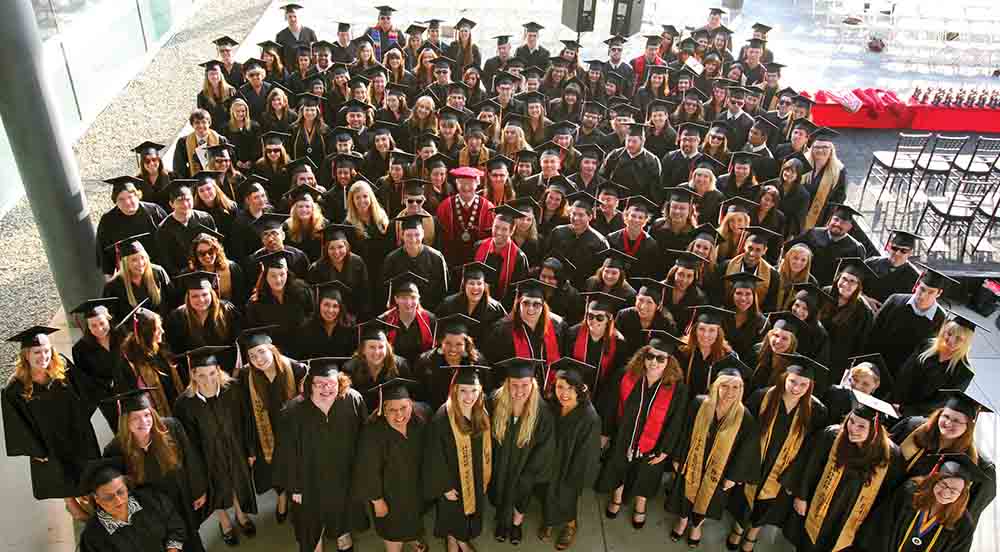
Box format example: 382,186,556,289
572,325,617,386
474,239,520,297
383,307,434,351
512,319,561,391
622,230,645,257
617,371,676,455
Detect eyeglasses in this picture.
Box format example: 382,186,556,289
709,134,724,140
521,299,544,309
889,245,911,253
935,480,964,496
405,198,425,204
939,412,968,427
586,313,608,322
779,99,793,105
644,352,671,363
96,486,129,503
434,69,448,74
196,248,216,258
266,148,283,154
312,380,338,389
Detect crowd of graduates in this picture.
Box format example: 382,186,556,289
2,3,998,552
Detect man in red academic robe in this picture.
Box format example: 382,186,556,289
436,166,495,265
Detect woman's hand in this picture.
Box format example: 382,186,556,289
444,489,459,501
722,479,735,491
794,498,808,516
31,457,48,463
292,493,303,504
600,435,610,450
193,494,207,510
648,453,668,465
373,498,389,518
248,456,256,466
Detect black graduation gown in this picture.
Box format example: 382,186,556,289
386,312,437,366
539,400,602,526
716,174,761,202
819,294,876,388
139,173,172,212
659,149,703,191
537,211,569,240
563,324,630,399
724,313,766,367
889,416,997,524
104,418,209,552
435,293,507,344
727,389,828,528
866,294,946,378
80,487,187,552
424,405,490,541
173,384,257,514
343,356,412,413
598,147,662,199
591,210,625,238
787,227,866,286
244,280,315,351
381,245,449,310
781,425,905,552
596,372,690,498
645,126,679,159
779,183,811,240
675,347,739,397
237,82,274,120
113,351,186,409
468,238,531,302
542,225,610,288
485,317,568,372
96,203,168,275
893,353,973,418
865,257,920,305
606,229,661,279
858,480,975,552
282,226,323,264
665,285,707,333
236,358,306,492
277,392,367,551
614,307,678,359
102,265,174,318
157,211,218,275
797,319,832,372
803,166,848,226
246,245,311,282
164,302,241,373
414,351,487,412
665,396,761,521
353,416,427,542
276,26,318,69
487,400,556,526
222,61,245,88
1,369,100,499
197,91,233,133
72,334,124,430
294,317,358,360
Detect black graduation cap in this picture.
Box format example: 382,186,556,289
721,195,760,215
132,141,165,158
669,249,709,269
358,318,399,342
631,278,670,304
604,71,626,86
648,64,670,76
677,121,709,138
401,179,430,197
730,150,761,166
625,122,652,138
297,92,324,107
766,311,803,335
515,278,556,298
567,190,597,209
452,364,491,386
375,5,397,15
507,196,540,214
495,357,543,380
435,313,479,340
930,453,991,483
711,24,734,36
387,83,411,98
105,232,151,258
690,223,724,244
887,228,923,248
112,299,150,334
454,17,476,29
694,155,727,175
850,389,898,422
166,178,198,200
287,156,318,175
261,131,290,147
473,99,501,115
642,329,683,355
464,119,487,138
594,181,629,200
387,149,416,165
424,18,444,29
714,354,750,381
240,325,281,349
647,99,677,115
486,154,514,172
678,37,698,52
917,265,959,290
393,212,431,231
551,357,597,387
252,212,290,234
307,356,352,378
834,257,878,284
174,270,219,292
386,271,429,296
764,62,785,74
828,203,863,224
7,325,59,349
243,57,267,72
334,21,351,33
101,387,158,416
809,127,839,143
181,345,230,368
791,95,816,108
603,34,627,46
752,116,779,133
199,59,224,72
776,352,828,381
315,280,352,303
643,35,663,47
690,304,735,325
782,151,813,174
213,35,239,47
280,2,303,11
105,175,143,198
614,104,643,120
424,152,452,170
545,176,575,196
745,38,767,49
257,249,292,270
775,86,798,100
341,98,375,114
416,41,441,56
941,389,993,420
541,254,576,277
431,56,457,70
70,297,118,320
743,225,780,245
331,151,364,168
369,377,420,412
723,271,764,289
283,184,324,205
522,21,544,32
406,23,427,35
946,310,991,334
598,248,638,271
846,353,893,389
581,291,626,313
492,204,528,223
791,282,836,306
493,34,512,46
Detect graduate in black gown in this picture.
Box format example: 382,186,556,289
103,390,209,552
424,365,493,548
598,331,690,530
675,305,738,396
786,203,867,286
2,326,100,520
823,354,893,423
485,280,568,389
889,391,997,524
787,283,833,369
606,196,662,279
891,314,980,418
236,326,306,523
382,214,450,310
173,346,257,545
471,206,532,304
275,357,368,552
819,258,878,386
726,354,829,551
663,251,710,332
69,298,124,431
164,271,241,374
541,191,611,288
537,255,586,326
245,250,315,351
353,378,429,551
96,177,168,276
721,273,767,364
343,319,413,413
614,279,677,361
414,314,490,411
380,272,439,366
666,365,761,547
306,224,372,318
436,262,508,343
866,267,953,378
858,454,980,552
80,460,187,552
781,390,905,552
102,237,174,318
295,281,358,359
563,292,629,402
157,180,218,276
488,358,555,544
537,359,603,549
864,229,922,305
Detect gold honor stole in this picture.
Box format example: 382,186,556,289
683,399,744,515
745,391,804,508
446,402,492,515
801,154,844,230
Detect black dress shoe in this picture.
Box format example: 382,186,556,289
276,509,288,524
238,518,257,537
220,524,239,546
494,523,508,542
510,523,523,545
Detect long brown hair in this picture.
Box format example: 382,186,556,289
679,320,731,364
911,471,971,528
834,414,892,482
349,337,401,388
10,347,68,401
624,344,683,385
116,407,180,484
446,379,490,435
912,408,978,460
759,370,814,435
182,285,230,340
753,328,797,386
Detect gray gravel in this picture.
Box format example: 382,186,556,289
0,0,271,377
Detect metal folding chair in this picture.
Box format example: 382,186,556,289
906,135,970,212
915,167,997,263
860,132,932,219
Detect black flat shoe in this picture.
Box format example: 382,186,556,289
510,523,523,545
670,529,685,542
494,524,508,542
238,518,256,537
726,529,743,550
220,524,239,546
604,501,622,519
631,510,646,530
275,508,288,524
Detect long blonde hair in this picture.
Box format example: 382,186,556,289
287,195,327,242
706,373,745,428
10,347,68,401
500,125,531,158
183,362,234,394
447,381,491,435
117,406,180,484
202,72,234,105
919,321,974,374
119,250,162,307
227,98,254,133
778,243,813,306
491,378,541,448
183,285,230,340
346,180,389,235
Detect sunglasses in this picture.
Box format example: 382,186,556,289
521,299,544,309
196,248,216,257
265,148,283,154
889,245,911,253
406,198,425,204
779,99,793,105
586,313,608,322
644,352,671,363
